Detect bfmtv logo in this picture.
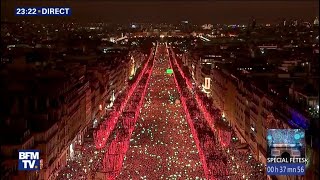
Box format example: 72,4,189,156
18,150,40,170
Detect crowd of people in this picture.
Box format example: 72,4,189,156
118,45,205,179
169,52,230,179
57,48,155,179
93,49,154,150
57,44,266,180
97,51,154,179
170,48,266,180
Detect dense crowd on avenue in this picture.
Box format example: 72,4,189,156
169,51,229,179
56,48,155,180
56,44,265,180
170,49,265,180
95,51,154,179
118,45,205,179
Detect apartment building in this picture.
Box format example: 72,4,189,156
130,50,147,78
182,50,232,98
207,67,318,180
87,63,109,127
107,58,128,99
0,59,91,180
1,127,37,180
182,52,203,89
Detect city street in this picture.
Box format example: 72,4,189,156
57,43,207,180
1,3,318,180
55,42,266,180
117,44,205,179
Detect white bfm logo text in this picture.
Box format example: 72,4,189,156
19,152,39,169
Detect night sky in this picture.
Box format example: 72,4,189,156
1,1,319,24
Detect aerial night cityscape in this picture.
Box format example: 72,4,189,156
0,1,319,180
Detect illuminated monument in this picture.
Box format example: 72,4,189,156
267,129,306,160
